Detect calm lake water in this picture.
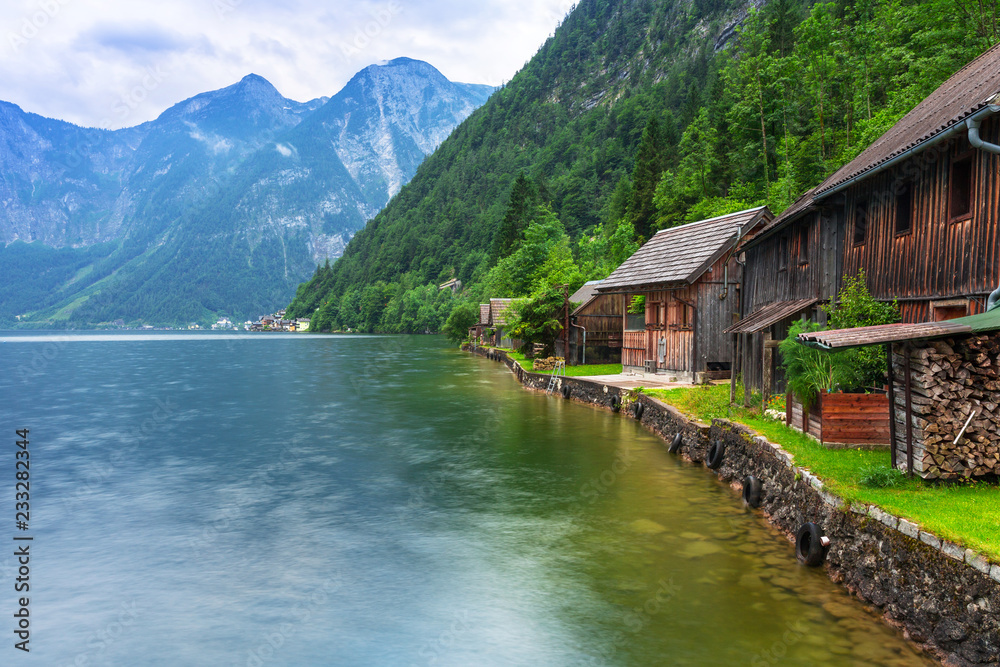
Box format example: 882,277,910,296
0,332,932,666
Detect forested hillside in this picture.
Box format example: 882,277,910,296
288,0,1000,334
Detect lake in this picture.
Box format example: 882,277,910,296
0,332,932,665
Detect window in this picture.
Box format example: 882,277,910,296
894,181,912,234
853,202,868,246
932,300,968,321
950,154,973,220
778,234,788,271
797,225,809,264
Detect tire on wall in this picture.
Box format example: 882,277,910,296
561,384,571,399
795,522,828,567
610,395,621,412
632,401,644,420
742,475,763,508
705,439,726,470
668,433,683,454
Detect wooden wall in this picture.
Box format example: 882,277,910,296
739,209,843,393
621,252,743,374
841,116,1000,320
574,294,624,346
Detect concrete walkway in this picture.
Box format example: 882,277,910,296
570,372,695,390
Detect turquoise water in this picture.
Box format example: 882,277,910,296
0,333,931,665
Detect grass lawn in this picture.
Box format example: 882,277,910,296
504,350,622,376
645,383,1000,562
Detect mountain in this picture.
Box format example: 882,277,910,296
0,59,492,326
286,0,995,334
216,58,493,265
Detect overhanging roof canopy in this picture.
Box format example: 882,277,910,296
724,298,818,334
798,309,1000,350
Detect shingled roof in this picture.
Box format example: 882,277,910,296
597,207,771,292
490,298,514,326
479,304,491,326
815,43,1000,197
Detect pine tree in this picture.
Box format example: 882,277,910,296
628,117,667,240
489,173,538,264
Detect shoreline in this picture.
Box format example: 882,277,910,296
464,344,1000,666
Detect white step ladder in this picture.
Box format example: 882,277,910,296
546,360,566,394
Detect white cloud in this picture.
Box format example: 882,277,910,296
0,0,573,129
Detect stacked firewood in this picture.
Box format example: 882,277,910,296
891,334,1000,479
532,357,565,371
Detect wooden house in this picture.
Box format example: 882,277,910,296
489,298,515,348
469,303,491,343
597,207,771,382
566,280,623,364
733,44,1000,395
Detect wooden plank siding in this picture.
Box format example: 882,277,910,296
622,252,743,376
841,116,1000,319
739,116,1000,396
738,209,843,393
788,394,891,446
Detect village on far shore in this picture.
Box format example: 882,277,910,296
246,310,311,332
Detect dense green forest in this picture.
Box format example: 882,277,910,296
287,0,1000,334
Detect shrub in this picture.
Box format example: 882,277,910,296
823,269,900,390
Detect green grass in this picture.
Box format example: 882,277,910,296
645,383,1000,561
504,350,621,376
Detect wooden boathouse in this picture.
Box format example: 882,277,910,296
732,43,1000,395
597,207,771,382
566,280,623,364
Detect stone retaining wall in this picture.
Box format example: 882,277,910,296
465,344,1000,665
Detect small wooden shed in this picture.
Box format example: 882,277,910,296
567,280,623,363
489,298,515,348
597,207,771,382
799,307,1000,479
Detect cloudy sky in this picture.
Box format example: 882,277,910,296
1,0,575,130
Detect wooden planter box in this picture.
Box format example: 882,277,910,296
786,391,891,448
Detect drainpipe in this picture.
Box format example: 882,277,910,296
988,283,1000,312
572,322,587,365
967,114,1000,154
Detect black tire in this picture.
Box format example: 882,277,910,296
668,433,683,454
632,401,644,419
705,439,726,470
561,384,571,399
795,522,827,567
610,395,621,412
742,475,763,508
